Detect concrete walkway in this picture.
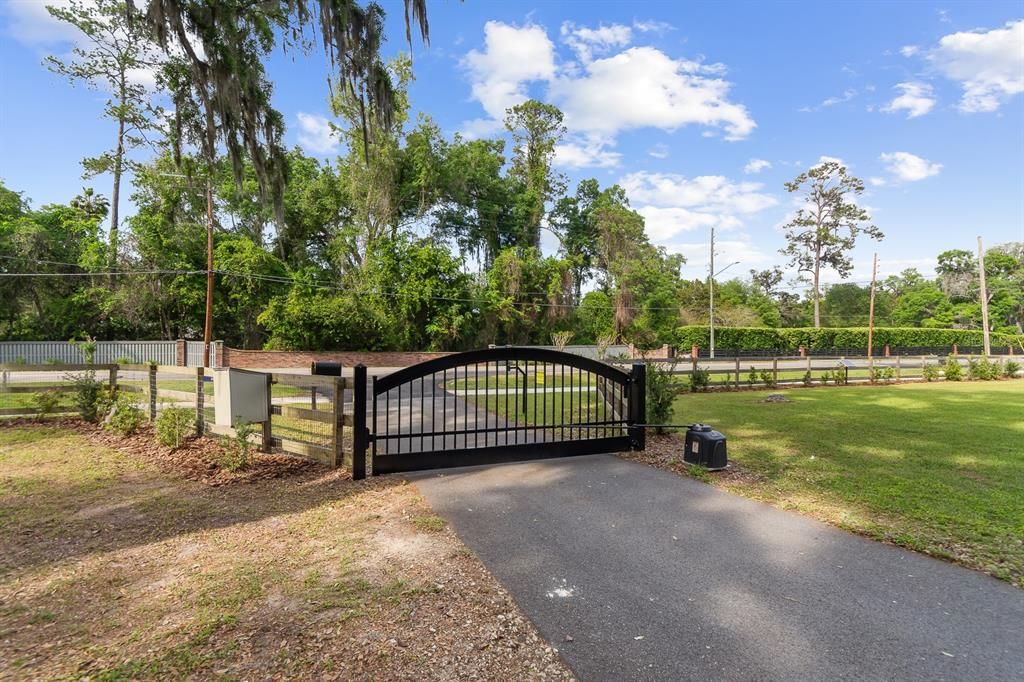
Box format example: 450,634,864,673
411,455,1024,681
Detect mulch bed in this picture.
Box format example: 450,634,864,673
1,417,319,486
619,432,765,486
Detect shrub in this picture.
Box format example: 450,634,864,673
747,366,758,387
220,419,257,471
832,364,846,385
114,356,132,365
69,373,104,422
978,357,1001,381
32,389,62,420
820,370,832,385
758,370,776,388
675,325,1016,354
688,366,710,392
802,370,813,387
943,357,963,381
106,392,144,436
155,407,194,448
922,362,940,382
646,362,682,434
870,366,896,384
1004,360,1021,378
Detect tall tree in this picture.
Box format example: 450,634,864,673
780,161,883,327
131,0,429,214
46,0,160,267
504,100,566,248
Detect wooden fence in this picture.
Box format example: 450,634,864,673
659,353,1021,389
0,363,351,469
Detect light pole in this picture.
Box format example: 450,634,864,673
708,227,740,359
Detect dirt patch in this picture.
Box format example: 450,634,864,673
0,424,575,680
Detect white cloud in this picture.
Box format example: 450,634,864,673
560,21,631,63
800,88,857,112
869,176,887,187
554,136,621,169
462,21,556,121
459,22,755,151
549,46,754,140
665,236,773,280
2,0,84,45
633,19,675,34
295,113,339,155
621,171,778,244
900,45,920,57
881,82,936,118
816,155,845,167
647,144,670,159
928,19,1024,112
879,151,942,182
744,158,771,174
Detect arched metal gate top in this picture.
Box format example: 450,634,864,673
350,347,646,479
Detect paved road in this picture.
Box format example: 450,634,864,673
411,455,1024,681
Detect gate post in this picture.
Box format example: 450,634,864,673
352,364,367,480
628,362,646,451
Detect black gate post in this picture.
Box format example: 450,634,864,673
628,362,646,451
352,364,367,480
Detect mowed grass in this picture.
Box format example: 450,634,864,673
671,381,1024,586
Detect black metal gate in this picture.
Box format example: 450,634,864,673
350,347,645,477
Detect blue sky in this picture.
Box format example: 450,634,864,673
2,1,1022,286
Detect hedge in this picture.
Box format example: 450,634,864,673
674,326,1017,352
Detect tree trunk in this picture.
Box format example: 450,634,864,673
108,81,126,269
813,244,822,328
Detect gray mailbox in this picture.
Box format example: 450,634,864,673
214,368,269,427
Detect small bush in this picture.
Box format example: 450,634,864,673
943,357,963,381
922,362,940,382
646,362,682,433
747,366,758,387
688,366,710,392
832,364,846,385
114,356,132,365
970,357,1001,381
106,391,144,436
870,366,896,384
1005,360,1021,378
220,419,258,471
758,370,777,389
820,370,832,385
32,389,62,420
70,374,104,422
155,407,194,448
802,370,813,387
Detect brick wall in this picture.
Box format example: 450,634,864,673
222,347,455,369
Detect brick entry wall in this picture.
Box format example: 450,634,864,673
222,347,455,369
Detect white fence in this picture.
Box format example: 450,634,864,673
0,340,222,367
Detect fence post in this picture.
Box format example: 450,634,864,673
148,363,157,422
628,362,646,451
351,365,367,480
262,373,273,453
896,355,902,382
772,357,778,386
108,364,118,392
310,386,317,410
332,376,345,468
734,356,740,391
195,366,205,436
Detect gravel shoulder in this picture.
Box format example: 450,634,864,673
0,422,573,680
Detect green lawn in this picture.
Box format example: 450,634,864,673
670,381,1024,586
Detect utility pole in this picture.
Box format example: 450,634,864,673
203,181,214,367
867,253,877,359
977,236,990,356
709,227,715,360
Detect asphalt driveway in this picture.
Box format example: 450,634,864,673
411,454,1024,681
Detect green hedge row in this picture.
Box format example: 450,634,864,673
674,326,1017,352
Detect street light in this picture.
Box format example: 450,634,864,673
708,226,740,360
